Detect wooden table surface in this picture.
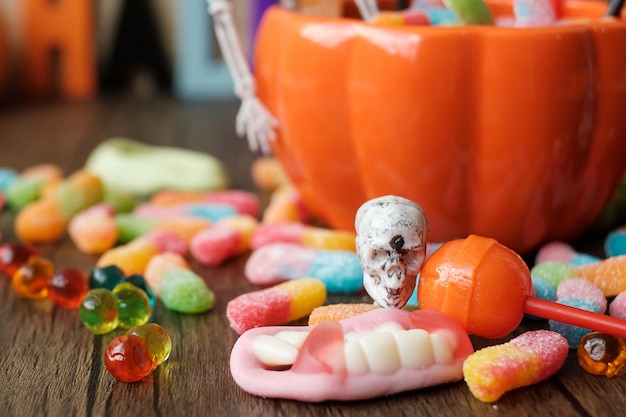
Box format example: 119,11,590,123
1,95,625,417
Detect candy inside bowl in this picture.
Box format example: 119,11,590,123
253,0,626,254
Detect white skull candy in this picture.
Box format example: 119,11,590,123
355,195,429,309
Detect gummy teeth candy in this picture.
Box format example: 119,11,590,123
229,308,473,402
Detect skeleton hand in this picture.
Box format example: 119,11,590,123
236,95,279,155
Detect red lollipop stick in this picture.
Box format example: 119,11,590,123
418,234,626,339
524,296,626,339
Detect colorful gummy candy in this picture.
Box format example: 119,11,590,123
556,278,607,313
577,332,626,378
442,0,493,24
144,252,190,294
148,189,260,218
5,164,63,211
244,243,363,294
190,214,258,266
15,169,104,244
535,252,626,299
68,203,118,254
112,282,152,329
47,267,89,309
157,267,215,314
549,298,602,349
229,308,473,401
104,322,173,383
513,0,556,27
250,156,289,191
114,213,211,244
609,290,626,320
535,241,600,266
127,323,172,365
88,264,125,290
79,288,119,334
104,334,158,382
0,242,40,278
308,303,377,325
96,230,186,276
126,274,156,309
250,222,356,252
463,330,568,402
605,227,626,257
12,256,54,300
261,184,309,224
226,278,327,334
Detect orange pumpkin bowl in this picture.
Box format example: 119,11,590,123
254,0,626,253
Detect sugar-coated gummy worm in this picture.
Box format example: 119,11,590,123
463,330,568,402
244,242,363,294
229,308,474,402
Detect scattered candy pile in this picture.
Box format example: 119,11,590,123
370,0,615,28
1,140,626,402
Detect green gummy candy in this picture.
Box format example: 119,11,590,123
158,267,215,314
56,182,103,218
114,214,156,243
5,178,43,211
530,262,577,290
103,187,137,213
443,0,493,25
85,137,230,197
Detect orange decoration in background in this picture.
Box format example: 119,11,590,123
255,1,626,254
22,0,96,99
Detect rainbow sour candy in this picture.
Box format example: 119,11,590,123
244,243,363,294
463,330,568,402
227,278,326,334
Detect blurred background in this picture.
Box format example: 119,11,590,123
0,0,272,101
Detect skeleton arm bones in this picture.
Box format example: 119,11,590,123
205,1,380,153
206,0,278,154
355,0,379,20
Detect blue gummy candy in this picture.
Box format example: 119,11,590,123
532,275,556,302
187,204,237,222
571,253,601,266
549,298,602,349
525,275,556,321
424,8,460,25
306,250,363,294
605,229,626,258
0,168,18,192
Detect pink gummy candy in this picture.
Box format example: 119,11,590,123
609,291,626,320
140,230,187,256
229,308,474,402
535,241,577,264
250,222,308,250
557,278,607,313
191,228,241,266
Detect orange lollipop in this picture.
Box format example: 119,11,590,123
418,234,626,339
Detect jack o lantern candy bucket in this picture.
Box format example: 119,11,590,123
253,0,626,253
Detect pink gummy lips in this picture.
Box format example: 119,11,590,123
229,308,474,402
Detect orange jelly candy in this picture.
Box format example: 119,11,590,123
12,256,54,300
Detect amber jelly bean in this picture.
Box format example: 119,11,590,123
12,256,53,300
